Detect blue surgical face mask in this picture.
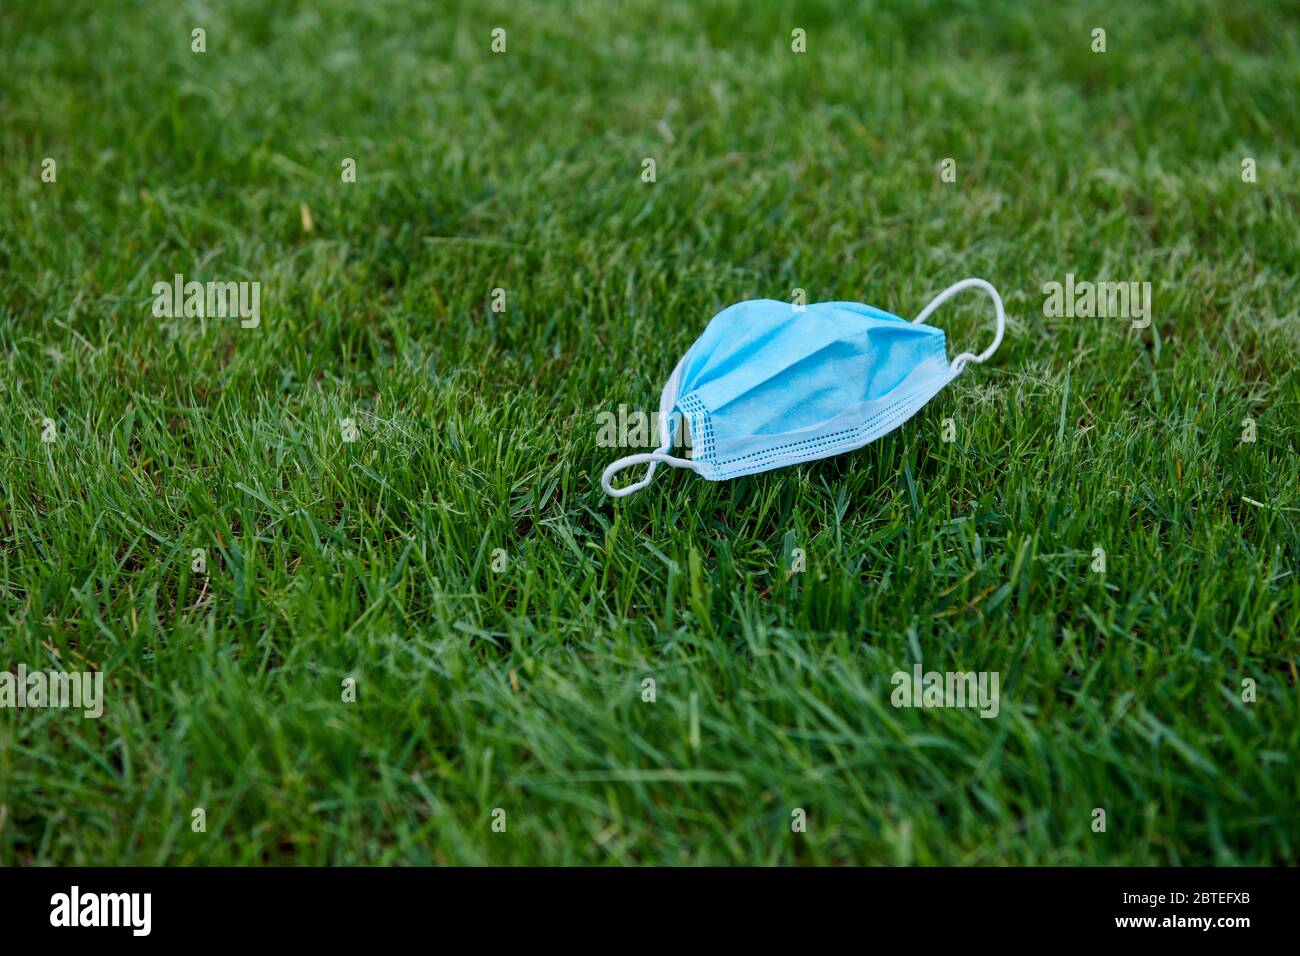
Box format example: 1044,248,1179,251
601,278,1005,496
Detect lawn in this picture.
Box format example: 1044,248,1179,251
1,0,1298,865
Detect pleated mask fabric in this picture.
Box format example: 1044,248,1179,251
601,278,1006,497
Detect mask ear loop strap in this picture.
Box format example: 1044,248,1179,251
911,277,1005,375
601,355,699,497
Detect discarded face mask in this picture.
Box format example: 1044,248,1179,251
601,278,1005,497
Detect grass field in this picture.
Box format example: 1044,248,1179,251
2,0,1298,865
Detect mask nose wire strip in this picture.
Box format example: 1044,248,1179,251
601,354,699,497
911,277,1005,375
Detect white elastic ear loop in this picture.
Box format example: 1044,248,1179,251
601,449,697,497
912,277,1005,374
601,355,699,497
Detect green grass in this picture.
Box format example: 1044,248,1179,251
2,0,1299,865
